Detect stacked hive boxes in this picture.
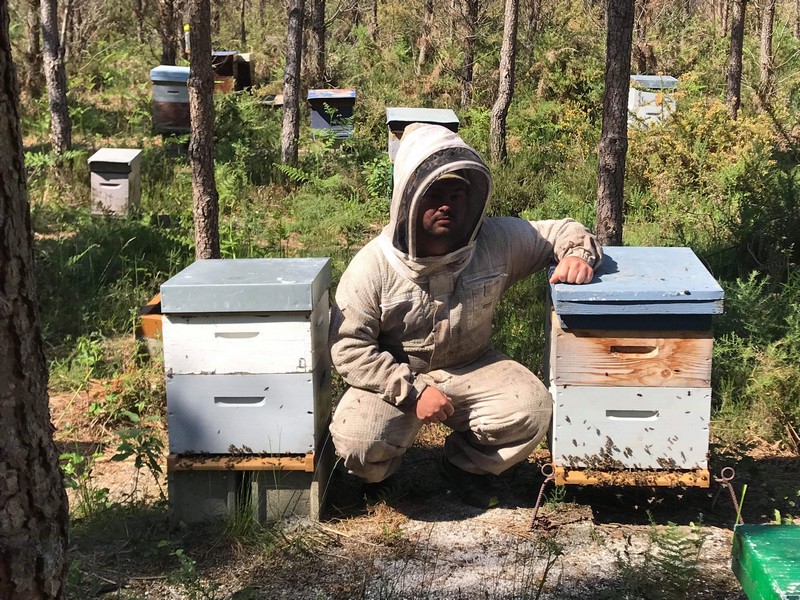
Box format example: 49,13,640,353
546,246,724,487
308,89,356,140
150,65,191,134
161,258,333,522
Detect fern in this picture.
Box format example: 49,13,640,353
650,521,707,600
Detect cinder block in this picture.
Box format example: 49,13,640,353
168,470,239,524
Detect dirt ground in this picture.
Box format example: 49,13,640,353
53,388,799,600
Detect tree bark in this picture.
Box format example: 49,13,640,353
240,0,246,45
757,0,775,110
596,0,634,247
489,0,518,163
23,0,43,97
795,0,800,39
460,0,479,109
368,0,377,41
0,2,70,596
40,0,71,154
307,0,326,86
726,0,747,119
416,0,433,74
133,0,146,43
159,0,179,65
633,0,648,74
281,0,304,166
188,0,220,260
523,0,541,64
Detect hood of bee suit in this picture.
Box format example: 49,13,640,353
378,123,493,281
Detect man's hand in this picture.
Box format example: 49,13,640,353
549,256,594,285
416,386,455,424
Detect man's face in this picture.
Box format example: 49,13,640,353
415,178,471,257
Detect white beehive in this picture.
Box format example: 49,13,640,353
385,107,460,162
160,258,332,456
546,246,724,487
88,148,143,216
628,75,678,128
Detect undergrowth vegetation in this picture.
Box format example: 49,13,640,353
7,0,800,594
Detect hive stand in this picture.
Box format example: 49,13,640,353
546,246,724,487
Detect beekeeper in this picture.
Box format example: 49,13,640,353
329,124,602,508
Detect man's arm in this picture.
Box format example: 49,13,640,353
329,250,428,408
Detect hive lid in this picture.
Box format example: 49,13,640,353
150,65,190,83
386,107,459,128
88,148,142,172
630,74,679,89
732,525,800,600
550,246,724,315
161,258,332,313
308,88,356,100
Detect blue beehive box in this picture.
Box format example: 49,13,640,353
385,107,459,161
308,89,356,140
547,246,724,486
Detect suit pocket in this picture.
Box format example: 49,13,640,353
464,272,508,331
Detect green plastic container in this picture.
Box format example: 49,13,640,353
732,524,800,600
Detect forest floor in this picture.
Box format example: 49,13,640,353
52,386,800,600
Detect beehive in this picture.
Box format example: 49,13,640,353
546,246,724,487
150,65,191,134
211,51,237,93
628,74,678,128
308,89,356,140
385,107,459,162
160,258,333,521
87,148,142,216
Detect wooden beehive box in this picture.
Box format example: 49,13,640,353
308,89,356,140
385,107,459,162
546,246,724,487
87,148,142,216
150,65,190,134
211,51,237,94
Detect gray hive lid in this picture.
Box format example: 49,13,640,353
386,107,459,129
630,75,679,90
161,258,332,314
550,246,724,316
150,65,190,83
307,88,356,101
88,148,142,173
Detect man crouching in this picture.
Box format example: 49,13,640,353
329,123,601,509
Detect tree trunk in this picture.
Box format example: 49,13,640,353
757,0,775,110
460,0,478,109
795,0,800,39
281,0,304,166
726,0,747,119
0,2,70,596
307,0,326,86
240,0,246,45
596,0,634,247
368,0,377,41
188,0,220,260
23,0,43,97
57,0,72,64
489,0,518,163
133,0,146,43
40,0,70,154
416,0,433,74
633,0,648,73
159,0,179,65
523,0,541,63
